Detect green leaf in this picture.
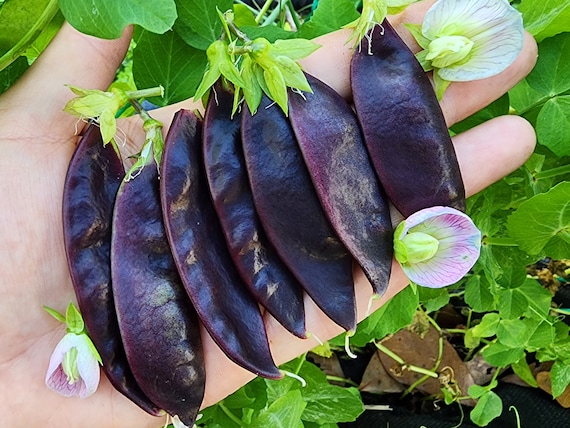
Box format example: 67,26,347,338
173,0,232,50
525,319,556,351
464,275,496,313
482,342,525,367
471,312,500,338
223,377,267,410
507,182,570,257
511,357,538,388
536,96,570,157
497,318,532,348
497,287,528,319
526,32,570,96
58,0,177,39
0,56,28,95
240,25,296,43
347,285,418,347
302,384,363,424
297,0,359,40
551,360,570,399
519,279,553,319
418,286,450,313
516,0,570,42
451,93,510,134
133,29,207,106
509,78,545,117
469,391,503,427
249,389,306,428
0,0,53,54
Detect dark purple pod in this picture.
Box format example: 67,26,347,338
111,159,205,426
241,96,356,332
351,21,465,218
288,73,393,297
160,110,281,379
203,84,306,339
62,125,161,416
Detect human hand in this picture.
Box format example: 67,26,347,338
0,1,537,426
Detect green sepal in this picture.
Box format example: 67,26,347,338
264,65,288,115
43,305,66,324
84,333,103,365
65,302,85,334
433,70,452,100
271,38,321,60
415,49,433,72
99,108,117,145
241,56,263,114
404,23,431,50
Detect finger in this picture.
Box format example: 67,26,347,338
2,23,132,136
200,113,536,408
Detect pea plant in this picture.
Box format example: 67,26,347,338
2,0,570,427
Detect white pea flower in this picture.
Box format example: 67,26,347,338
45,332,101,398
44,303,102,399
407,0,524,98
394,206,482,288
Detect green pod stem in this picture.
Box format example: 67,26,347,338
111,159,205,426
241,96,357,332
288,73,393,297
203,83,306,339
62,125,161,416
160,110,281,379
351,21,465,218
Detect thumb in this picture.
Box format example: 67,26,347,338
2,22,132,135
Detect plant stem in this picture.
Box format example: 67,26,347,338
0,0,60,72
255,0,275,24
482,236,518,247
403,328,445,396
219,402,245,427
286,0,302,30
326,375,360,387
534,163,570,180
125,86,164,100
374,342,439,379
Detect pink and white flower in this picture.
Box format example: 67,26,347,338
394,206,482,288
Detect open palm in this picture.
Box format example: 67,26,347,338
0,2,537,427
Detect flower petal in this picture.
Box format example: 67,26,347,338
45,332,101,399
422,0,524,81
395,206,481,288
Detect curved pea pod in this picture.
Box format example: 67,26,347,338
241,96,356,332
160,109,281,379
203,84,306,339
351,21,465,218
62,125,161,416
111,159,205,426
288,74,393,297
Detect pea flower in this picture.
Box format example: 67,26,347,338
44,303,102,399
406,0,524,98
394,206,482,288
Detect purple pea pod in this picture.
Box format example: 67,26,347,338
351,20,465,218
241,96,357,332
111,157,205,426
62,125,161,416
203,83,306,339
160,109,281,379
288,73,393,297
